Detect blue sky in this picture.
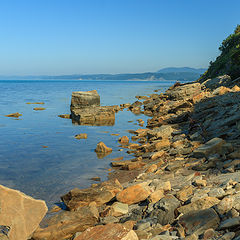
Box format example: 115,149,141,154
0,0,239,75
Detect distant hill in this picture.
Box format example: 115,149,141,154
0,67,206,81
157,67,206,74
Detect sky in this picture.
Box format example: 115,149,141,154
0,0,239,75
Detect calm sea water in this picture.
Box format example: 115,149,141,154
0,80,174,206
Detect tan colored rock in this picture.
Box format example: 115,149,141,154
151,150,165,160
75,133,88,139
111,202,129,217
215,196,234,215
5,112,22,117
149,189,164,203
118,136,129,144
231,85,240,92
178,196,220,215
58,114,71,119
74,223,139,240
154,139,170,150
128,143,140,149
192,91,210,104
176,185,193,202
26,102,44,104
116,184,151,205
212,86,231,95
0,184,48,240
33,107,46,110
145,164,157,173
61,179,123,210
95,142,112,153
161,181,171,191
194,179,207,187
32,204,98,240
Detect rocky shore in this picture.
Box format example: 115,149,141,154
1,74,240,240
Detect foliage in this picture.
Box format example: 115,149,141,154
202,25,240,80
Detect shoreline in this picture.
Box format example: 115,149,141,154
2,75,240,239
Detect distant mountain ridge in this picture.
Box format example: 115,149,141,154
0,67,206,81
157,67,206,74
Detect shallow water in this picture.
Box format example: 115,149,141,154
0,80,174,206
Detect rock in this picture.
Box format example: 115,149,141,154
5,112,22,117
75,133,88,139
111,202,129,217
166,82,201,100
218,217,240,230
70,90,100,110
208,187,225,198
58,114,71,119
32,204,99,240
148,125,174,139
193,138,225,158
202,75,232,90
218,232,235,240
178,196,220,215
179,208,220,236
74,223,139,240
33,107,46,110
192,91,211,104
194,179,207,187
26,102,44,104
147,195,180,225
90,177,101,181
154,139,171,150
0,233,8,240
61,179,123,210
151,151,165,161
0,184,48,240
203,228,217,240
176,185,193,202
148,190,165,203
215,196,233,215
95,142,112,153
231,85,240,91
116,184,151,205
145,164,158,173
71,106,115,126
118,136,129,144
212,86,231,95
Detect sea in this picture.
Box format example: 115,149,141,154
0,80,175,206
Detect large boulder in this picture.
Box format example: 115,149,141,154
201,75,232,90
70,90,100,110
0,184,48,240
74,223,139,240
61,179,123,210
166,83,201,100
71,106,116,126
32,204,99,240
116,184,151,205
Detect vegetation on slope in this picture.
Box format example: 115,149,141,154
201,25,240,80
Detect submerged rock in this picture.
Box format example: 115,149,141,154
75,133,88,139
5,112,22,117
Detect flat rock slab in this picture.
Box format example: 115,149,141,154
61,179,123,210
179,208,220,236
74,223,139,240
0,184,48,240
32,205,99,240
193,137,225,158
